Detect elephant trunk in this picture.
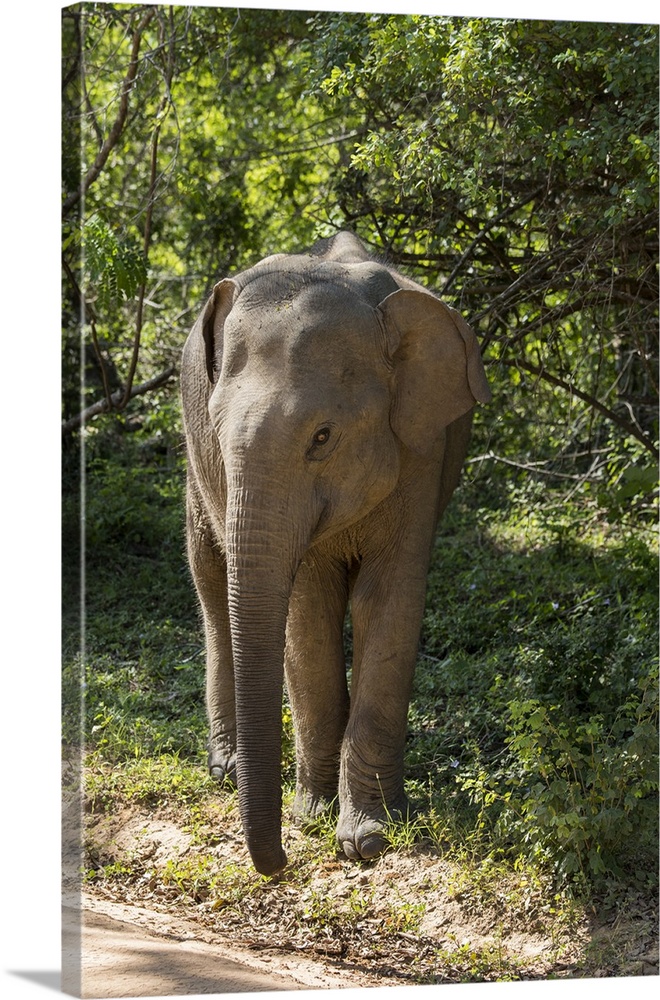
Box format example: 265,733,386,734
224,476,309,876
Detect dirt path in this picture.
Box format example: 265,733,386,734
65,896,376,997
71,803,658,994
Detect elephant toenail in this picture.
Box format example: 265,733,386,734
358,833,387,859
342,840,361,860
210,765,235,785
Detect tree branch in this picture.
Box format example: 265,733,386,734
441,185,546,296
62,367,176,437
498,358,659,459
61,254,116,412
120,123,161,407
62,7,157,218
120,7,176,408
467,451,605,481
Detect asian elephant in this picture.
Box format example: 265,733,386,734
181,231,491,876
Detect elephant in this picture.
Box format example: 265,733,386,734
181,231,491,876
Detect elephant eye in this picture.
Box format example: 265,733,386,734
307,425,336,461
313,427,331,446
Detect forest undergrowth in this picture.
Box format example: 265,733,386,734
62,420,658,984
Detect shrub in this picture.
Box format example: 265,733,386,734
458,667,658,883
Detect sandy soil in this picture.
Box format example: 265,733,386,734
64,898,366,996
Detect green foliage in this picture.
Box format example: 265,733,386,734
318,16,658,469
84,838,265,909
403,473,658,889
158,855,219,903
63,9,658,472
507,683,657,872
83,452,183,555
85,752,214,813
303,885,371,930
299,879,426,939
428,937,524,983
62,431,206,762
78,213,147,307
457,670,658,882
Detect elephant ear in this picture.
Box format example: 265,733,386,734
200,278,238,382
377,288,491,455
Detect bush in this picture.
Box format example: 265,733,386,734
458,668,658,882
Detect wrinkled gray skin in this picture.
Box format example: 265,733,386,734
181,232,491,876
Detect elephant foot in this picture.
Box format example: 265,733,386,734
207,746,237,786
336,796,409,862
291,786,338,830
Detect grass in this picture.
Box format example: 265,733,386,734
84,751,217,813
63,425,658,980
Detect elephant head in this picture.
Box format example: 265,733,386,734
190,253,490,875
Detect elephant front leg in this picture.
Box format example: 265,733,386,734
337,535,433,860
285,553,350,825
187,499,236,784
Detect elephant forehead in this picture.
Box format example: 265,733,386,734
236,256,397,304
229,281,384,368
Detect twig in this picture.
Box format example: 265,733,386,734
468,452,596,481
418,653,452,667
178,646,204,664
89,316,114,410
